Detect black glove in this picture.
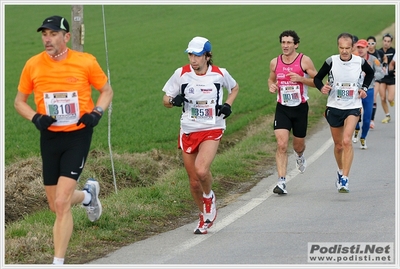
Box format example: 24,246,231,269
77,111,102,127
31,113,57,131
217,103,232,119
171,94,188,107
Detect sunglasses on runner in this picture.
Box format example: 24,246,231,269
368,42,376,46
383,33,393,40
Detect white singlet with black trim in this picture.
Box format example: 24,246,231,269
162,64,237,134
326,54,364,109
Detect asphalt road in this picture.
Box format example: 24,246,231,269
90,105,396,268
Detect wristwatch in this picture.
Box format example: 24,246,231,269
169,97,173,105
93,106,104,116
362,87,368,92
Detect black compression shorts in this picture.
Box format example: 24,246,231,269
377,75,395,85
324,107,361,128
40,127,93,185
273,102,309,138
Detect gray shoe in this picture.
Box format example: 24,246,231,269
83,178,102,222
295,154,307,173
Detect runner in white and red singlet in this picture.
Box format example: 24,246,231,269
162,36,239,234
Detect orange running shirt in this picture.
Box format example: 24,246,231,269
18,49,108,132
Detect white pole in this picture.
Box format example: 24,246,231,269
102,5,118,194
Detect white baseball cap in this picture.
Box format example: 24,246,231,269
185,36,212,56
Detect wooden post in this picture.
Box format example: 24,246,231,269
71,5,84,52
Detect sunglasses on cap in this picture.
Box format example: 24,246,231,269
383,33,393,39
368,42,376,46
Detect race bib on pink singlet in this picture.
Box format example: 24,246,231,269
279,85,301,106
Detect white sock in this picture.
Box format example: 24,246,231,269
82,190,91,205
279,177,286,182
53,257,64,265
338,169,343,175
203,191,213,198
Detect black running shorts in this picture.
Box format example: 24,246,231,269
324,107,361,128
273,102,309,138
377,75,395,85
40,127,93,186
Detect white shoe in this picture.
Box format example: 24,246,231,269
194,213,209,234
338,176,349,193
352,132,358,143
273,181,287,194
295,154,306,173
335,172,342,190
82,178,102,222
203,190,217,224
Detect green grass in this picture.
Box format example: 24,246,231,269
4,4,395,164
4,4,395,264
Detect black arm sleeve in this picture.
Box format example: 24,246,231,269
313,61,332,91
361,59,374,88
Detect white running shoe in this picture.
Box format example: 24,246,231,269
352,131,359,143
273,181,287,194
295,154,306,173
203,190,217,225
194,213,209,234
338,176,349,193
335,172,342,190
82,178,102,222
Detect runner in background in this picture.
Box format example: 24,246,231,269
352,39,384,149
268,30,317,195
378,33,395,123
366,36,385,129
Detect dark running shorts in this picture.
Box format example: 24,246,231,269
40,127,93,186
273,102,309,138
377,75,395,85
324,107,361,127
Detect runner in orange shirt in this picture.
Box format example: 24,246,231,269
14,15,113,265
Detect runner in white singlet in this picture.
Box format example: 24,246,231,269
162,36,239,234
313,33,374,193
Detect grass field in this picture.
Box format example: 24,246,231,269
4,4,395,163
4,4,396,265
